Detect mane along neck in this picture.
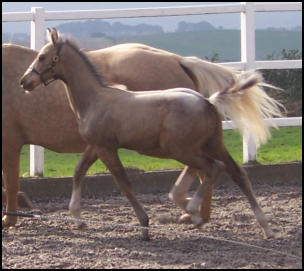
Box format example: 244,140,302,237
63,40,108,87
58,40,110,120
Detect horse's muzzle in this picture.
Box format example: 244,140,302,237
20,75,35,91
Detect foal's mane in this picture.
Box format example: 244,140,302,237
63,39,108,87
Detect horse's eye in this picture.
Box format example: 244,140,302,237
39,55,46,62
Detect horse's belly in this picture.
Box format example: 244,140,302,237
119,137,161,153
118,130,172,159
137,148,170,159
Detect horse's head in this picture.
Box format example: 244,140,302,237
20,28,63,91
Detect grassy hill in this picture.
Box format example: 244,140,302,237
4,29,301,61
79,29,302,61
117,30,241,61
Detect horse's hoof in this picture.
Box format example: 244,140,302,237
77,222,88,230
265,229,275,239
2,215,17,228
178,213,192,224
191,215,205,228
141,228,150,241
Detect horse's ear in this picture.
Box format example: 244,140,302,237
46,28,52,42
50,28,60,45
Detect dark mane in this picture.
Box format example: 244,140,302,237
64,39,108,87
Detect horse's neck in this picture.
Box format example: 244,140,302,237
60,45,106,119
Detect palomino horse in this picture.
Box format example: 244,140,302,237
21,28,282,240
2,39,249,228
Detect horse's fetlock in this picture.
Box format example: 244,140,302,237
142,213,149,227
190,214,204,227
186,200,199,215
168,191,174,201
2,215,17,228
69,199,81,218
178,213,192,224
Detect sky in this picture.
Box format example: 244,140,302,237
2,2,302,34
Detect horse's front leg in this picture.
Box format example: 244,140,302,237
2,149,21,227
97,147,150,241
69,145,98,229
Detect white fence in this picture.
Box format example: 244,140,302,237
3,2,302,176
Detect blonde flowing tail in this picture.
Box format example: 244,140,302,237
207,70,285,147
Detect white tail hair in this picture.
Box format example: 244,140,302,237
180,56,237,97
207,70,285,147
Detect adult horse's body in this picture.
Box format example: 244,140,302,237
2,42,237,228
20,28,282,240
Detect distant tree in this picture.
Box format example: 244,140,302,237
177,21,215,32
263,49,302,100
205,49,302,116
204,52,219,62
261,49,302,116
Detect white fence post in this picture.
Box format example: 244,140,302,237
30,7,45,176
240,2,257,163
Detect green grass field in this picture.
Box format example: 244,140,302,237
19,126,302,177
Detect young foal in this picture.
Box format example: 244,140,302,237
21,28,276,240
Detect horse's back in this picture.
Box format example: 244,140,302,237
129,87,214,126
87,44,196,91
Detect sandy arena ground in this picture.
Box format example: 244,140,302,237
2,181,302,269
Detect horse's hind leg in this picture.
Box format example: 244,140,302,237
169,166,197,211
219,149,274,238
69,145,98,228
97,147,150,241
199,175,213,223
169,167,213,224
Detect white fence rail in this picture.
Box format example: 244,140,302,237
3,2,302,176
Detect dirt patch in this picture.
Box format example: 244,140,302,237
2,182,302,269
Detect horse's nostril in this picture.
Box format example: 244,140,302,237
20,77,31,90
20,76,26,85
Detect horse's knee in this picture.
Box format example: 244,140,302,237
210,159,225,179
168,186,183,203
17,191,33,209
